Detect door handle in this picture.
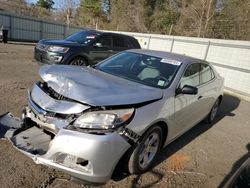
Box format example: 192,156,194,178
198,96,203,100
107,50,114,52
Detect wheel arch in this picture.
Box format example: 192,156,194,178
138,120,169,149
218,95,223,105
153,121,168,149
111,120,169,177
69,55,89,65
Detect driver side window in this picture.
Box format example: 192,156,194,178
180,63,200,88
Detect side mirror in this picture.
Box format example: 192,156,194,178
93,42,103,48
176,85,198,95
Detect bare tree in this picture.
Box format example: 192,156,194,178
178,0,216,37
190,0,206,37
57,0,78,28
203,0,215,37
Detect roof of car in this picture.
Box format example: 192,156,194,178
80,29,134,38
126,49,203,64
80,29,103,34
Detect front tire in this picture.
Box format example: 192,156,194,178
70,57,88,66
127,125,163,174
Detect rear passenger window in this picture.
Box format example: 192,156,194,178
180,63,200,88
128,38,140,48
113,36,127,48
200,63,214,84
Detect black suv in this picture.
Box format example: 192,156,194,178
34,30,141,65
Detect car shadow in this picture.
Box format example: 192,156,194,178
112,94,240,187
218,143,250,188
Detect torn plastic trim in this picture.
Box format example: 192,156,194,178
11,126,53,155
0,112,54,156
118,127,141,145
24,106,70,134
0,113,23,139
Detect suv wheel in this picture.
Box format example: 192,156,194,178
70,57,88,66
127,125,162,174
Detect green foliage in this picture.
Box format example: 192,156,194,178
82,0,102,17
144,1,179,33
76,0,107,27
36,0,55,10
157,8,180,33
145,0,165,11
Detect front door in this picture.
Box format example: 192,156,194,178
90,34,112,64
173,63,203,138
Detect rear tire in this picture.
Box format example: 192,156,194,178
206,98,220,124
127,125,163,174
70,57,88,66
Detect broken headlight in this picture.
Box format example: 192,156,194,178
73,108,134,130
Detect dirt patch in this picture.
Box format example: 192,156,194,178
167,153,191,171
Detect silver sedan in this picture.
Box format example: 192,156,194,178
0,49,224,183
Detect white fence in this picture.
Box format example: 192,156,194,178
111,31,250,98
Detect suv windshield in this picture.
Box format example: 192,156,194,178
96,52,181,89
66,31,99,44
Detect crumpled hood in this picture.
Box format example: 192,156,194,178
39,65,163,106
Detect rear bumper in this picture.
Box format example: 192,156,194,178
0,113,131,183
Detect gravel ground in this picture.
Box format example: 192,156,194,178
0,43,249,188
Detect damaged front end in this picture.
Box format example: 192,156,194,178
0,63,165,183
0,82,135,183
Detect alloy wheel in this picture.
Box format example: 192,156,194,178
71,58,87,66
138,132,160,169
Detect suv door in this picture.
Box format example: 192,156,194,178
90,34,112,64
173,63,202,138
110,35,129,56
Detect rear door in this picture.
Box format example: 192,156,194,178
197,62,218,118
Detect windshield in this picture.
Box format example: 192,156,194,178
96,52,181,89
66,31,99,44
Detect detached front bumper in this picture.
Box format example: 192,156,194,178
0,113,131,183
